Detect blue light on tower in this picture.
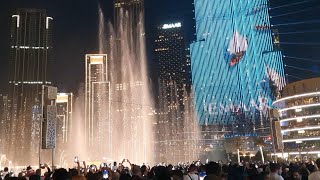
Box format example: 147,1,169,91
190,0,286,126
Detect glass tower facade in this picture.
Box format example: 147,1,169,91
190,0,286,136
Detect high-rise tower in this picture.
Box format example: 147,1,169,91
154,22,195,162
7,9,53,164
85,54,111,158
190,0,286,155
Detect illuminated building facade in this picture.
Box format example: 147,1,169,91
0,94,8,154
85,54,111,157
7,9,53,164
273,78,320,160
190,0,286,153
154,22,195,163
56,93,73,145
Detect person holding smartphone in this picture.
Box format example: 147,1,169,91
112,161,118,172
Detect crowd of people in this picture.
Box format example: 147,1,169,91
1,158,320,180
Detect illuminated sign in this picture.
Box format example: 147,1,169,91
162,23,181,29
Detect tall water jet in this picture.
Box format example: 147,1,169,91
108,7,155,165
80,2,155,165
98,3,106,54
157,81,201,163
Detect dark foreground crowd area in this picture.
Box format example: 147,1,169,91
2,158,320,180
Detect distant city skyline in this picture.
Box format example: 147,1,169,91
0,0,319,166
0,0,318,94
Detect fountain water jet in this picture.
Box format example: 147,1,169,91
84,3,155,165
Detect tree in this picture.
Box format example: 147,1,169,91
254,137,265,164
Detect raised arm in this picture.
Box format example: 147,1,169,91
107,166,113,180
76,161,81,175
83,161,87,176
127,159,133,169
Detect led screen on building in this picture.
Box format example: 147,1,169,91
190,0,286,125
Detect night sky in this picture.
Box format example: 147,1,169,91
0,0,319,94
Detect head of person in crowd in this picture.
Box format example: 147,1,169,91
52,168,69,180
29,174,41,180
96,171,103,180
260,171,270,180
299,166,310,179
72,176,86,180
270,163,281,175
132,165,142,177
140,165,148,177
154,166,171,180
147,168,154,180
69,168,78,177
315,158,320,170
167,164,173,171
306,164,316,173
188,164,198,174
35,169,41,176
86,171,98,180
291,168,302,180
220,164,229,179
171,170,183,180
112,171,120,180
3,168,8,173
206,161,221,177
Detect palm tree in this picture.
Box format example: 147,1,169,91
254,137,265,164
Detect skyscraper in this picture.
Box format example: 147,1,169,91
7,9,53,164
190,0,286,155
154,22,195,163
85,54,111,158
